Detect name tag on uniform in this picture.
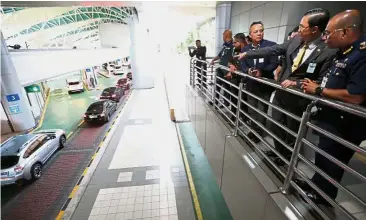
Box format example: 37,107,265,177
336,62,347,68
259,58,264,63
320,76,328,87
306,63,317,73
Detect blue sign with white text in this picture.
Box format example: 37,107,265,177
86,68,91,72
9,105,21,114
6,94,20,102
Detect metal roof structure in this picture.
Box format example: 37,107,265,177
1,6,137,49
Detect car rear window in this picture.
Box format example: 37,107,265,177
87,103,104,113
1,156,20,169
102,87,116,95
68,82,80,85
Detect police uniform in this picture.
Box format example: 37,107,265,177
311,36,366,200
215,41,234,106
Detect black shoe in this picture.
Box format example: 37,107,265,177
247,132,261,143
264,151,277,158
294,179,312,192
273,157,286,166
300,189,333,207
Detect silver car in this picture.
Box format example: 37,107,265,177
1,129,66,186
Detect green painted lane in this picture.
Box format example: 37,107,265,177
178,122,233,220
35,75,119,135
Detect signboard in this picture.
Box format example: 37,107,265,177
86,68,91,72
6,94,20,102
9,105,21,114
24,85,40,93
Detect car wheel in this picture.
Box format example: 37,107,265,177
59,135,66,148
31,163,43,180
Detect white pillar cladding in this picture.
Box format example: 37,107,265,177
215,2,232,55
129,16,155,89
1,32,36,132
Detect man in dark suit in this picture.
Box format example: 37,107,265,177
189,40,207,88
240,21,279,143
236,8,338,165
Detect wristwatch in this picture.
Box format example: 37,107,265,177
315,87,324,96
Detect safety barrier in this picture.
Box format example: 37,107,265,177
189,57,366,220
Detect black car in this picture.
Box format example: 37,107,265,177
100,87,124,102
84,100,117,123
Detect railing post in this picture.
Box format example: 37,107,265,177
200,63,204,90
234,82,244,136
281,101,317,194
192,60,196,88
189,58,193,86
212,65,217,110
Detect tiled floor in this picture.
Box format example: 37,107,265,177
71,74,195,220
88,184,178,220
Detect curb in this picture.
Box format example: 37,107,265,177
56,90,134,220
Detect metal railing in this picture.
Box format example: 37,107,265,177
189,57,366,220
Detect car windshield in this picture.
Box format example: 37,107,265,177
68,82,80,85
1,134,35,156
1,156,20,169
87,103,104,113
102,87,116,95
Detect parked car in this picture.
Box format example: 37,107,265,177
100,87,124,102
107,64,116,75
67,80,84,94
84,100,117,123
116,78,131,90
1,129,66,186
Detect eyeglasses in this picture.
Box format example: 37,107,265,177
298,25,310,31
322,24,358,39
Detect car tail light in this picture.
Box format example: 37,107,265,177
84,114,88,118
14,165,24,173
100,113,105,117
112,94,116,97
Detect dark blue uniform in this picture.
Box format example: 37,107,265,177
312,36,366,200
215,41,234,106
241,39,278,136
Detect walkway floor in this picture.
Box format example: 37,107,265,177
71,74,196,220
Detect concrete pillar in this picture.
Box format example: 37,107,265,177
1,32,36,132
215,2,232,55
129,16,155,89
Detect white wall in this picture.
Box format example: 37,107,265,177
10,48,128,86
230,1,366,44
99,23,130,50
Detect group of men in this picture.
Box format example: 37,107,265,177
190,8,366,207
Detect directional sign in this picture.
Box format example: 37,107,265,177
6,94,20,102
9,105,21,114
24,85,40,93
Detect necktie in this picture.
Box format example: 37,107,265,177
291,44,308,72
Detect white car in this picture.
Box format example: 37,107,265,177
67,80,84,94
1,129,66,185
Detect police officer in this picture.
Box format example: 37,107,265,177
302,9,366,205
210,30,234,108
228,33,248,120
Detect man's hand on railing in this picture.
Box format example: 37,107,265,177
229,64,237,73
225,72,232,80
302,78,319,94
281,80,297,88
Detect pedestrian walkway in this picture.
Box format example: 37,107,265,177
70,75,196,220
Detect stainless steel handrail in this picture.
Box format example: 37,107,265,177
189,57,366,220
